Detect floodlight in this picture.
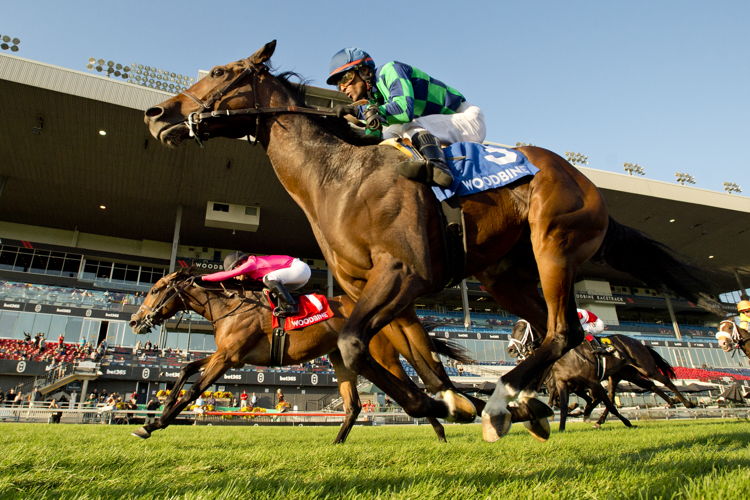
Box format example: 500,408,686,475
674,172,696,185
0,34,21,52
564,151,589,166
124,62,195,93
86,56,130,81
723,182,742,194
623,162,645,176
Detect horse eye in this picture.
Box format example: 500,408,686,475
211,68,225,78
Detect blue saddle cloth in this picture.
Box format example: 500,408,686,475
431,143,540,202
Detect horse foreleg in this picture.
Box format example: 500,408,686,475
329,350,361,444
377,314,476,425
335,259,430,376
476,263,549,441
369,333,447,442
132,353,231,439
594,376,620,425
557,383,570,432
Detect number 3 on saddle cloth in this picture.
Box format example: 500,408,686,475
383,139,541,202
264,290,334,366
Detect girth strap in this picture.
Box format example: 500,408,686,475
439,198,466,288
270,326,287,367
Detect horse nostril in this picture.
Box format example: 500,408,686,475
145,106,164,119
129,320,137,328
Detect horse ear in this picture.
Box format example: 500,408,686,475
248,40,277,65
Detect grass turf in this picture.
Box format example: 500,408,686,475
0,419,748,499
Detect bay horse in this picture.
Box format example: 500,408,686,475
129,269,546,442
716,320,750,360
509,319,695,431
144,40,723,441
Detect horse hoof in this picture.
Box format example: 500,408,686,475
131,427,151,439
522,397,554,418
481,412,511,442
441,390,477,423
517,398,552,442
523,417,551,442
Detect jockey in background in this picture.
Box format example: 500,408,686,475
737,300,750,330
577,308,609,354
202,251,311,317
326,47,486,188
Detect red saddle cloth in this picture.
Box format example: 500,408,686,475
266,291,334,330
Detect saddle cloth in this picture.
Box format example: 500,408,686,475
382,139,540,202
266,291,334,331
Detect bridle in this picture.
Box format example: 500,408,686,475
135,274,264,331
718,320,749,354
179,60,340,147
136,278,193,332
508,320,540,360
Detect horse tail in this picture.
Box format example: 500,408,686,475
594,216,725,316
646,346,676,379
430,336,476,364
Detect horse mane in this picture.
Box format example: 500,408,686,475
274,71,381,147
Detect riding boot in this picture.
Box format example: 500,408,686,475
265,279,298,317
397,131,454,188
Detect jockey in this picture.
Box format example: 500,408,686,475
738,300,750,330
202,251,311,317
326,47,486,188
577,308,609,354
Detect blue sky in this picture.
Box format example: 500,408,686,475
4,1,748,193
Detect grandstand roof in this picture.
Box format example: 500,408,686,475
1,53,748,291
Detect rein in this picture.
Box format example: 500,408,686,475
138,276,262,329
180,62,339,147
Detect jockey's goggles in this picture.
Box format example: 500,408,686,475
740,309,750,315
337,70,358,90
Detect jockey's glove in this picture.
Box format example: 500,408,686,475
364,105,382,132
333,104,360,119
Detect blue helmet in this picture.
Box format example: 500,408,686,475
326,47,375,85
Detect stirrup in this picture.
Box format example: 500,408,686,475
273,305,298,317
430,162,453,188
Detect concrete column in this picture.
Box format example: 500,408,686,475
327,268,334,298
664,294,682,340
734,269,748,300
460,280,471,329
168,205,183,273
80,378,90,410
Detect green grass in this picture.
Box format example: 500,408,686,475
0,419,748,499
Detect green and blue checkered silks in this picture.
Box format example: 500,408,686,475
371,61,466,126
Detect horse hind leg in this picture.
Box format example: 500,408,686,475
588,382,633,428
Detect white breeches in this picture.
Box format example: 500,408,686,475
582,318,605,335
262,259,311,290
382,102,487,144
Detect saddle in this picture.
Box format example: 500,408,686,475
383,139,541,288
264,291,334,366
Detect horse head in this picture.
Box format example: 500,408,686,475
507,319,540,360
130,268,196,334
144,40,279,147
716,319,749,353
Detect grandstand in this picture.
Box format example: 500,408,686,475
1,50,749,412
